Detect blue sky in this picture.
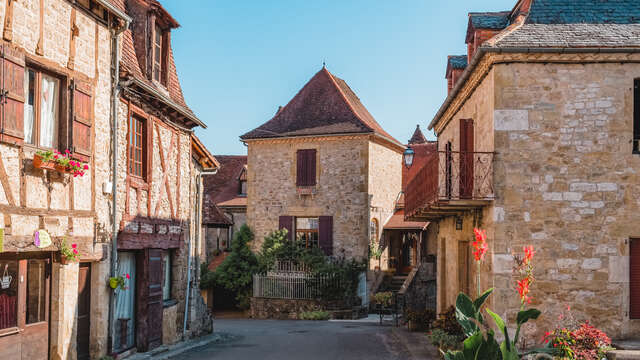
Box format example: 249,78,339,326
162,0,516,155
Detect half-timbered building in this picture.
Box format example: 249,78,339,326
110,0,214,355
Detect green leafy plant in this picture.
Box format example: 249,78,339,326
406,309,435,331
202,224,259,309
35,150,55,162
369,239,382,260
36,149,89,177
443,229,546,360
428,328,464,354
373,291,394,307
299,310,330,320
432,306,464,337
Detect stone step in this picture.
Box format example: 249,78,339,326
608,350,640,360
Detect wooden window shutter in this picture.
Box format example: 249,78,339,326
319,216,333,256
70,79,92,157
296,149,316,186
634,79,640,153
631,239,640,319
279,216,293,241
0,43,25,145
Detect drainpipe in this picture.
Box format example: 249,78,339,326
183,168,218,339
107,13,130,352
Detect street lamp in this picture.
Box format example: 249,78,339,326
403,146,415,169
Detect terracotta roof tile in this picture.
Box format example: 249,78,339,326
202,205,232,226
240,68,401,146
384,209,428,230
408,125,427,145
203,156,247,219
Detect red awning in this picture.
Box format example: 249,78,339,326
383,209,428,230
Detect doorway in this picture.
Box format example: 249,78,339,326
77,263,91,360
0,253,51,360
113,252,136,353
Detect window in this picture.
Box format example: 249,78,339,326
370,218,379,243
162,251,171,302
296,149,316,186
634,79,640,153
153,25,162,83
239,180,247,196
26,260,46,324
24,68,60,148
0,260,18,330
295,217,319,248
127,114,146,179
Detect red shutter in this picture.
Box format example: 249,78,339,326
631,239,640,319
319,216,333,256
137,249,164,352
0,43,25,145
71,80,92,157
279,216,293,241
296,149,316,186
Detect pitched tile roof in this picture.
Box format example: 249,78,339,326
112,0,201,126
240,67,401,146
202,205,232,226
526,0,640,24
203,155,247,212
408,125,427,145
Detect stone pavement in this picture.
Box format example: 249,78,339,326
164,318,438,360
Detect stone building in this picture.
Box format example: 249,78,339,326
202,155,248,260
109,0,214,356
405,0,640,339
0,1,129,359
241,67,403,264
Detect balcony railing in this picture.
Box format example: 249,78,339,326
405,151,494,219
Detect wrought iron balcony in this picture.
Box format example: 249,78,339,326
405,151,494,220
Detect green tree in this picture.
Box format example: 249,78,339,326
210,224,259,309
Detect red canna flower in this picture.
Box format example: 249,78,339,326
523,245,535,263
517,277,531,303
472,228,489,262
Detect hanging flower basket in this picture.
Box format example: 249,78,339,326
57,238,80,265
109,274,130,290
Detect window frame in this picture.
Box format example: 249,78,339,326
126,112,147,180
295,217,319,249
23,66,64,150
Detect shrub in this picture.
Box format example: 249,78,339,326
206,224,259,309
372,291,394,307
428,328,463,354
431,306,464,337
299,310,331,320
406,309,436,331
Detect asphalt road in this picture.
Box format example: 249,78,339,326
170,319,428,360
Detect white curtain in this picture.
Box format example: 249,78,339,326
114,253,136,351
39,75,58,148
23,70,34,144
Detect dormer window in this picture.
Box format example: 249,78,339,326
238,166,248,196
153,24,168,86
239,179,247,196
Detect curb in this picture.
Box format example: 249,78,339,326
124,332,237,360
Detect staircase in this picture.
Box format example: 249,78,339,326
389,275,408,293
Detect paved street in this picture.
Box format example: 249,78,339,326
170,319,436,360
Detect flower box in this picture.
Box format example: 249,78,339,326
33,153,56,171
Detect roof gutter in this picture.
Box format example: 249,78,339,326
241,131,405,149
127,77,207,129
428,46,640,132
95,0,132,24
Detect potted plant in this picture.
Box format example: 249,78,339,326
109,273,130,290
58,239,80,264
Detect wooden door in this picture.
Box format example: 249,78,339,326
137,249,163,352
459,119,474,199
77,264,91,360
0,256,50,360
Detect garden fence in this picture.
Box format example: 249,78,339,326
252,272,338,300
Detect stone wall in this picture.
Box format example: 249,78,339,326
250,297,324,320
490,61,640,339
247,136,371,259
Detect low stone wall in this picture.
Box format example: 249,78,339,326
402,262,436,312
250,297,361,320
250,298,323,319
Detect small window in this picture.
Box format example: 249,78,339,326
634,79,640,153
295,217,319,248
24,68,60,148
239,180,247,196
127,114,146,179
162,251,171,302
296,149,317,186
153,25,163,83
370,218,379,243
